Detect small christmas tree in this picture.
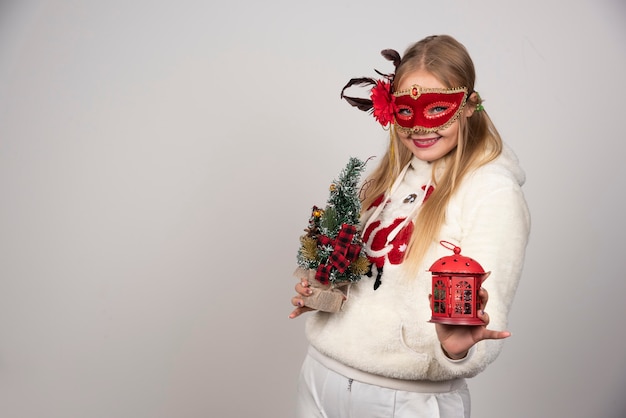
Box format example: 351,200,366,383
294,157,370,312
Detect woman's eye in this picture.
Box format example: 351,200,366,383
424,101,457,119
396,106,413,118
428,105,449,115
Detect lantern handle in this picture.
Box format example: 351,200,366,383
439,240,461,255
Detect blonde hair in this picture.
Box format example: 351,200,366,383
361,35,503,274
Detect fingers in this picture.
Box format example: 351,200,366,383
290,289,310,312
477,310,511,340
478,287,489,310
295,279,312,297
477,307,490,325
478,272,490,310
289,278,314,319
289,305,314,319
481,328,511,340
291,295,303,307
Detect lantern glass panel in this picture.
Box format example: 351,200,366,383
433,279,446,313
453,279,473,317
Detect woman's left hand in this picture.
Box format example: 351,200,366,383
431,286,511,360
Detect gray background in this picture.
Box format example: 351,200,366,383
1,1,625,417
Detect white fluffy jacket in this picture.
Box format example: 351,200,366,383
305,144,531,381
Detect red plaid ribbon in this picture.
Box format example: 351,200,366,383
315,224,362,284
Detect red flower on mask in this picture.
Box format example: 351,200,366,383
370,80,397,127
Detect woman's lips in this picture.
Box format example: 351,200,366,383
412,136,441,148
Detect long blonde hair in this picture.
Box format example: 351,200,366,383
361,35,503,274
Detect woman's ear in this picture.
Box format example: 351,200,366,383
464,92,478,117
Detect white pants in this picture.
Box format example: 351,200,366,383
297,350,471,418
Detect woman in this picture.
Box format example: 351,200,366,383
290,34,530,418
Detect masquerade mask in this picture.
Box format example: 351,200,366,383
340,49,481,132
393,85,468,134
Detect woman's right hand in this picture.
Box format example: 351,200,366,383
289,279,315,319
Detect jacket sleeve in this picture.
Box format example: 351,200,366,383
427,169,531,379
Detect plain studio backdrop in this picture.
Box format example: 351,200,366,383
1,1,625,417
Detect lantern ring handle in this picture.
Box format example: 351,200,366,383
439,240,461,255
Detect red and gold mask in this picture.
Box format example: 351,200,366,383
393,85,468,134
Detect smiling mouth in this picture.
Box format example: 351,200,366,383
412,136,441,148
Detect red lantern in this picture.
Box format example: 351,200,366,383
429,241,491,325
